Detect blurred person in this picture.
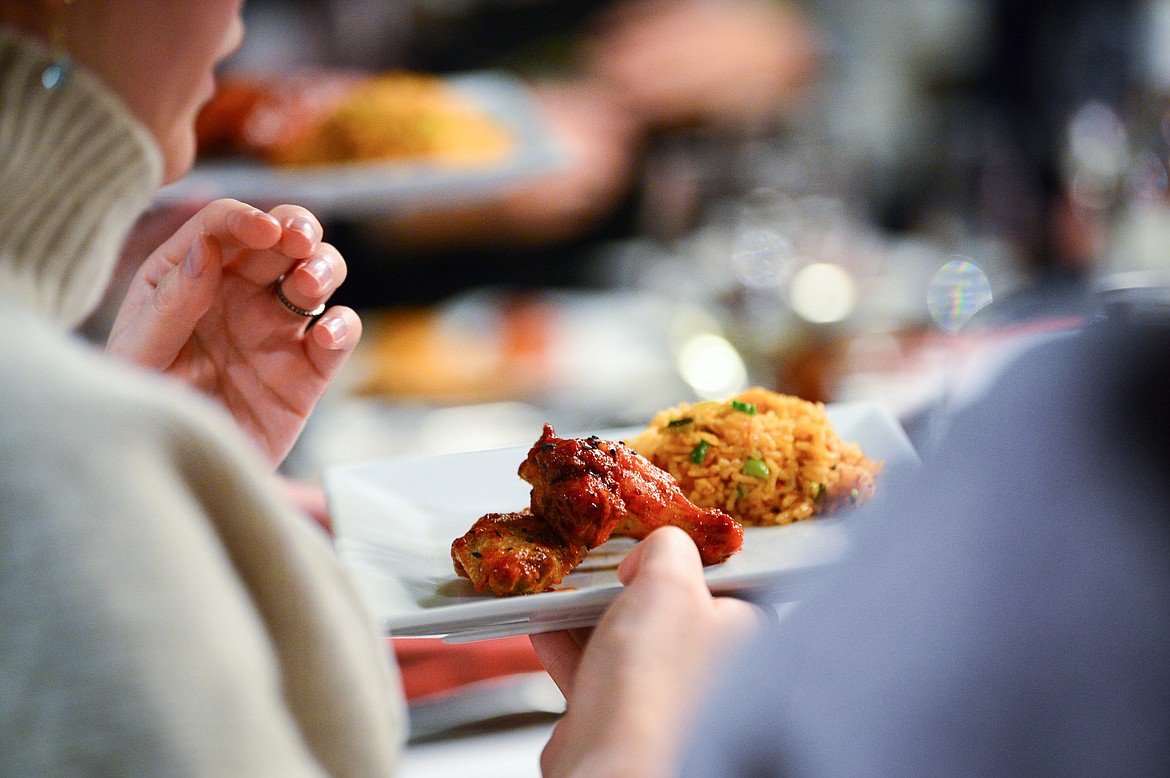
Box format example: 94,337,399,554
374,0,820,246
836,0,1144,303
583,0,819,132
356,0,823,305
921,0,1148,341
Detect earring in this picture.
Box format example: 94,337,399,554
40,0,76,91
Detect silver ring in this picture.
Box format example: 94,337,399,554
274,274,326,317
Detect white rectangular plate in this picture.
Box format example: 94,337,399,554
326,402,917,642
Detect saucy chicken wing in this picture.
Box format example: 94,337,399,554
519,424,744,565
452,510,588,596
452,425,744,597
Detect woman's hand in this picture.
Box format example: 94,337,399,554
531,527,761,778
106,198,361,466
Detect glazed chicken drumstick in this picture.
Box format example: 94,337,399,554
519,425,744,565
452,425,744,596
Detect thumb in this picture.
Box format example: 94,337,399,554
109,233,221,370
616,526,702,587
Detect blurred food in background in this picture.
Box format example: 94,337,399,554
196,71,514,167
355,295,554,405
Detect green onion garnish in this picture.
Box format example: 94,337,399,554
743,457,769,478
731,400,757,415
690,439,711,464
667,417,694,428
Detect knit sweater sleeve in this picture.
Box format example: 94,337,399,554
0,29,161,329
0,319,406,776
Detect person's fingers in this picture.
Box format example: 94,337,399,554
228,212,333,291
267,204,324,259
540,720,571,778
121,200,268,293
616,525,703,586
228,204,285,249
190,198,283,251
530,630,585,698
174,201,324,288
286,242,347,301
107,233,222,369
307,306,362,356
714,596,767,640
615,525,760,646
268,242,346,319
565,626,592,650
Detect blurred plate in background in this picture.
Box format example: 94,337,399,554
155,71,566,218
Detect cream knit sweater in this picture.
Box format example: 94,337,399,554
0,30,405,775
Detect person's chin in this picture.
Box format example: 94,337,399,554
160,134,198,186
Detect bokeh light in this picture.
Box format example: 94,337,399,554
927,258,993,333
787,262,857,323
1066,101,1129,208
1128,148,1169,201
677,333,749,399
732,224,793,289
